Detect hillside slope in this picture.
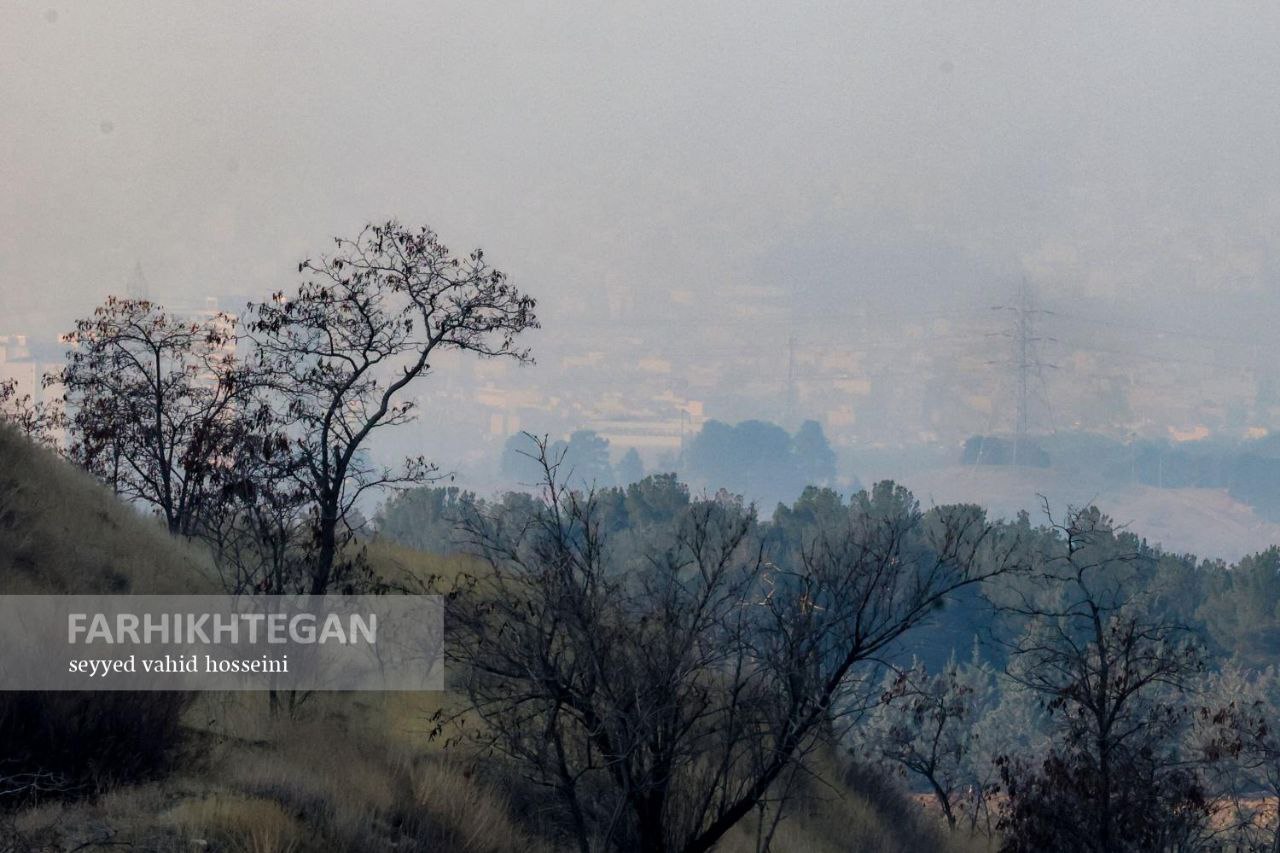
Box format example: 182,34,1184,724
0,422,214,594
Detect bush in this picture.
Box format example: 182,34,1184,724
996,750,1211,853
0,691,189,802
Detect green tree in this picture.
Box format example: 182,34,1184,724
1199,547,1280,668
445,441,1019,853
1189,664,1280,851
623,473,690,527
561,429,614,489
859,653,997,830
375,485,474,554
616,447,644,486
793,419,837,486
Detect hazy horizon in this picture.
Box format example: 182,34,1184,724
6,2,1280,489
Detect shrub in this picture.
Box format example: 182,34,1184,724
0,691,189,802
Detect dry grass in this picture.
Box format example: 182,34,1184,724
4,684,984,853
216,720,403,846
0,421,215,594
191,688,454,756
9,781,191,850
362,536,487,590
181,702,543,851
167,794,302,853
714,754,989,853
412,758,552,853
4,708,547,851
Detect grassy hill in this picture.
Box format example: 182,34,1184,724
0,422,214,595
0,424,983,852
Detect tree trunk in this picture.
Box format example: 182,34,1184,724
312,498,338,595
630,790,668,853
1098,740,1111,853
927,776,957,830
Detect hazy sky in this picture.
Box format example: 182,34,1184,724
4,2,1280,343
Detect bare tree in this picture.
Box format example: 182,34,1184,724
53,297,244,535
994,504,1211,853
1191,665,1280,852
199,398,313,596
859,654,996,831
245,220,538,595
441,439,1019,853
0,378,62,451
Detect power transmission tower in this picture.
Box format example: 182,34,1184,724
991,279,1056,465
126,261,150,300
785,333,797,423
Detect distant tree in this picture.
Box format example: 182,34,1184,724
616,447,644,486
793,419,837,486
375,484,474,554
443,444,1020,853
685,419,842,506
685,419,798,506
1199,547,1280,669
561,429,614,489
500,431,545,485
246,220,537,594
623,472,689,526
994,505,1210,853
683,419,736,485
54,297,245,535
503,430,616,490
962,436,1050,468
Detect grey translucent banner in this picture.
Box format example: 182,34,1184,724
0,595,443,691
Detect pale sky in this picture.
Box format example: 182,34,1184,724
4,2,1280,346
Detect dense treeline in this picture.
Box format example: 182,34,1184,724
966,430,1280,522
499,418,843,509
382,471,1280,851
380,476,1280,675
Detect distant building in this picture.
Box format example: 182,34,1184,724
0,335,38,399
